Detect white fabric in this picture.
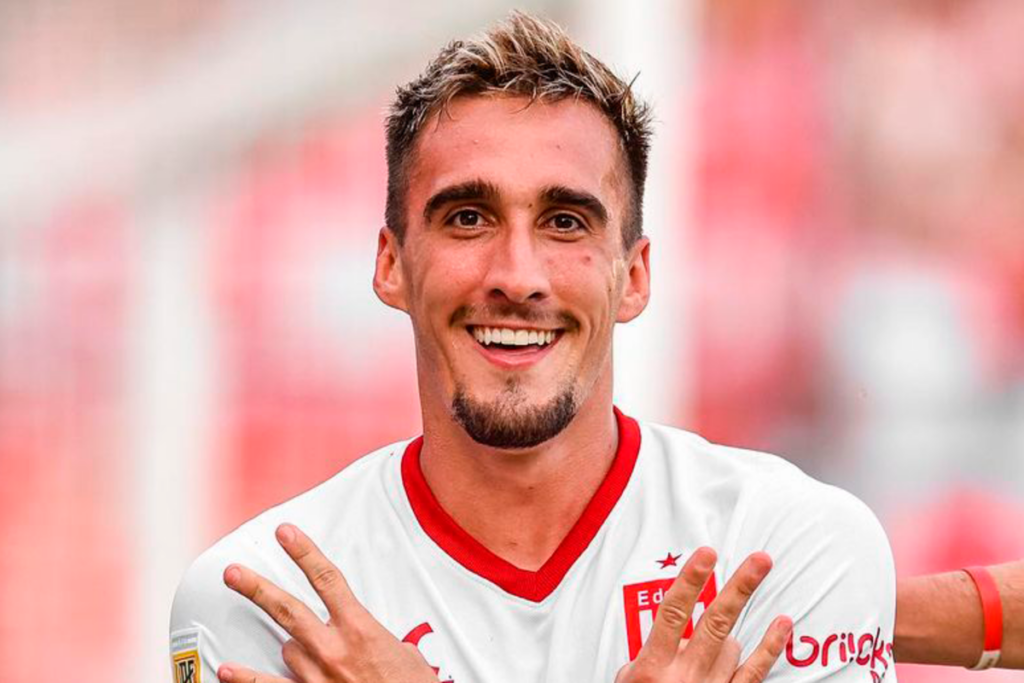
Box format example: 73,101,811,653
170,417,897,682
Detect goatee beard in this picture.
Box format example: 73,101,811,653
451,382,578,449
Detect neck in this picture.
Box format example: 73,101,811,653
418,373,618,571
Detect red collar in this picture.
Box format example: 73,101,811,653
401,407,641,602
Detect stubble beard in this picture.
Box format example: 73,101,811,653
451,378,579,449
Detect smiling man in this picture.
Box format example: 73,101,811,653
170,12,899,683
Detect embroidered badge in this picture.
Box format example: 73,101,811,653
170,628,202,683
623,572,718,660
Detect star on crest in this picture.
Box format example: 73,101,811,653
657,551,681,569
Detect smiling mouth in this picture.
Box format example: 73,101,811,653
468,325,561,350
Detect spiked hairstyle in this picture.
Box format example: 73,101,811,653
384,11,653,248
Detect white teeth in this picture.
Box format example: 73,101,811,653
470,326,559,347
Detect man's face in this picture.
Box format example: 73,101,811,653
374,95,649,448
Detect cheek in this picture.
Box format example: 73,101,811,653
548,250,617,324
546,246,598,277
415,249,484,312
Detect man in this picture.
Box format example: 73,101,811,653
171,12,899,682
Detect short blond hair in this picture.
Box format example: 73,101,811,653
385,10,653,248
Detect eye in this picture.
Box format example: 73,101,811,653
448,209,484,229
549,213,585,233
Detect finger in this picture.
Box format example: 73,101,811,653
224,563,325,649
282,638,324,683
731,616,793,683
685,552,773,670
704,636,741,682
217,663,293,683
276,523,357,621
640,546,717,664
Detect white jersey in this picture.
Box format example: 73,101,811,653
170,410,897,682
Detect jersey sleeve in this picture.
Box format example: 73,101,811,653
731,478,898,682
169,529,291,681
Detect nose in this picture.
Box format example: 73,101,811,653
482,223,550,305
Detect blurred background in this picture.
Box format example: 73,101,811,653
0,0,1021,680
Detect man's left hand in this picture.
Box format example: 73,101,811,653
217,523,440,683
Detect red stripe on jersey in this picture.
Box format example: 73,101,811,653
401,406,641,602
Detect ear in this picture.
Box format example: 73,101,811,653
616,236,651,323
373,227,409,313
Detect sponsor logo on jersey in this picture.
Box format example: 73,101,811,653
786,627,893,681
623,572,718,660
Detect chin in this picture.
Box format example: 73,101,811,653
450,382,578,449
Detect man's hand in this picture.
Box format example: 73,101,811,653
615,548,792,683
216,523,440,683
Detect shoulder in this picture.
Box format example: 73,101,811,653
634,422,901,677
637,420,864,531
636,418,893,590
170,439,409,634
639,420,808,485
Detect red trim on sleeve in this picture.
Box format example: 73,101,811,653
401,406,641,602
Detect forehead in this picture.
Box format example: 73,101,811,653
407,95,626,211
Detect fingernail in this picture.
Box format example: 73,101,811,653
224,565,241,588
218,666,233,681
277,524,295,545
696,548,716,571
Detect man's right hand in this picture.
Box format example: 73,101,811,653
615,548,792,683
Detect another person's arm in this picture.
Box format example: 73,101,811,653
894,561,1023,669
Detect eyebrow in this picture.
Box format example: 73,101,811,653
421,179,610,226
540,185,609,225
423,180,501,223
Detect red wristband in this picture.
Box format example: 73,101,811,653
963,566,1003,670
